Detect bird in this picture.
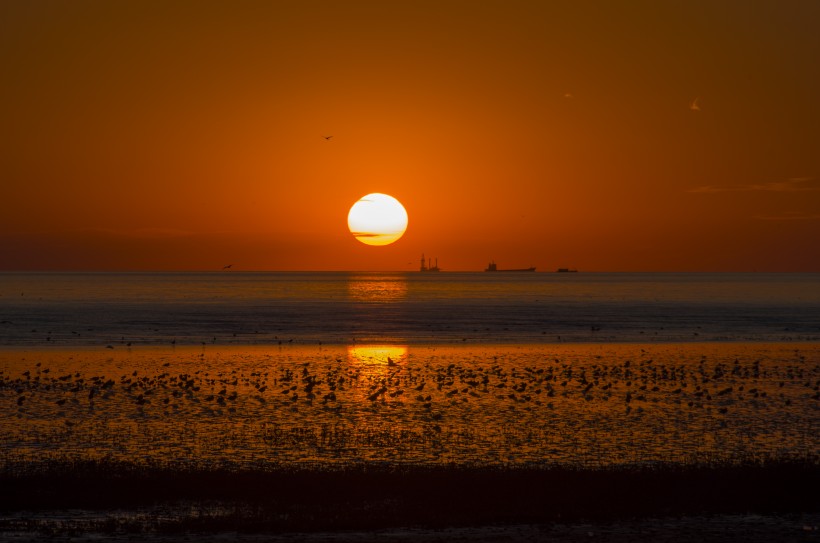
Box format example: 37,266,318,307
690,97,700,111
222,264,232,270
323,135,333,140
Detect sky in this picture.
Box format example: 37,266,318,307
1,0,819,272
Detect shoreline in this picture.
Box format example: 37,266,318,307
1,338,819,352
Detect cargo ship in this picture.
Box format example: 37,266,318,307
420,254,440,272
485,261,535,272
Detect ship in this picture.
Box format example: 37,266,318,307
556,268,578,273
485,261,535,272
419,254,440,272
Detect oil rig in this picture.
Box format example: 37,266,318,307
419,254,440,272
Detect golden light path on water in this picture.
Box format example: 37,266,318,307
1,343,818,469
346,274,408,303
348,345,408,366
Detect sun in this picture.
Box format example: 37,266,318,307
347,193,408,246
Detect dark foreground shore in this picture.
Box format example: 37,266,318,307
2,459,818,541
2,515,819,543
3,343,818,540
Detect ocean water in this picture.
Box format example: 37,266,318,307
1,272,819,471
1,272,819,346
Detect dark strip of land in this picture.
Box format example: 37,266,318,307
2,459,818,534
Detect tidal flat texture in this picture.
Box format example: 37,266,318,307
1,343,818,540
2,343,818,468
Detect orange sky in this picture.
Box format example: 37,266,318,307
1,1,818,271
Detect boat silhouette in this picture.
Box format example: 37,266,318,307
485,261,535,272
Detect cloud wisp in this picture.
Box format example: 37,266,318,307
688,177,818,194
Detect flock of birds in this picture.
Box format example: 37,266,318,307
1,348,817,466
4,351,818,410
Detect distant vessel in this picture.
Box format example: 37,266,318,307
556,268,578,273
485,261,535,272
420,254,440,272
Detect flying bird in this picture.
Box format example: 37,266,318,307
222,264,232,270
323,135,333,140
690,97,700,111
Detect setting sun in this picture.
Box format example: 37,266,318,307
347,193,408,246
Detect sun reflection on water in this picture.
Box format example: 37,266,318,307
347,345,408,368
348,344,407,362
346,274,408,303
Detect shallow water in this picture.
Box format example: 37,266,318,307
1,272,819,346
2,343,817,469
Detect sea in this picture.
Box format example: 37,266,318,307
1,271,820,541
1,271,819,346
1,271,819,471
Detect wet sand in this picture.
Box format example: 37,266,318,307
2,342,817,468
2,513,819,542
1,342,818,540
